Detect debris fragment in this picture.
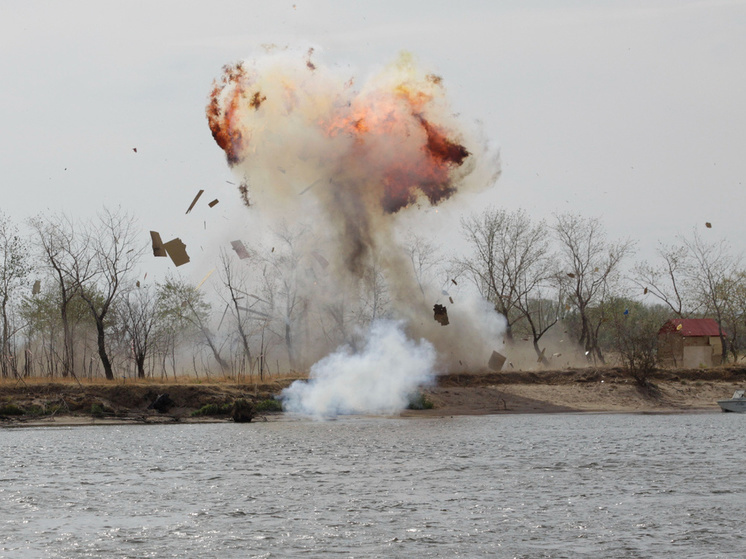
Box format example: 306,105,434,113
231,240,250,260
208,199,219,208
132,147,137,153
706,222,712,228
311,250,329,269
567,273,575,278
32,280,41,295
433,304,449,326
136,281,140,288
451,279,457,286
196,269,215,289
488,350,506,371
299,178,323,195
644,287,648,295
449,296,454,304
163,238,190,267
150,231,167,257
676,323,683,331
186,189,204,214
537,347,546,363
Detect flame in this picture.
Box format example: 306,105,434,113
206,52,471,213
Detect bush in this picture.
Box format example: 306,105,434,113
0,403,24,416
191,402,233,417
231,399,255,423
254,399,283,412
407,393,434,410
90,403,106,417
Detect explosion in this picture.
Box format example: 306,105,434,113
206,48,503,417
207,50,473,217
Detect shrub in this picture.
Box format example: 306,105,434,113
0,403,24,416
254,399,283,413
407,393,434,410
231,399,254,423
191,403,233,417
90,403,105,417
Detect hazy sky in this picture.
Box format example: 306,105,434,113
2,0,744,280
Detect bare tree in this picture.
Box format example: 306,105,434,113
28,214,83,377
405,232,440,302
71,208,144,380
158,276,230,373
458,208,555,343
633,243,698,317
119,285,160,378
0,212,30,377
217,248,257,376
683,228,741,364
553,213,634,363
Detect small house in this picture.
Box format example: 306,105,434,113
657,318,725,368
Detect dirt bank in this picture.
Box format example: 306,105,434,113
1,367,745,426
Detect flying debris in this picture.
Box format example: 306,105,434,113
433,304,449,326
186,190,204,214
132,148,137,153
644,287,648,295
163,238,190,267
231,240,251,260
196,269,215,289
136,281,140,288
706,222,712,228
32,280,41,295
449,296,454,304
567,273,576,278
488,351,506,371
311,250,329,269
208,199,219,208
451,279,457,286
149,231,167,257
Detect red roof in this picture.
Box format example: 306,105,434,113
658,318,725,337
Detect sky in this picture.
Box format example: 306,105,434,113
2,0,745,283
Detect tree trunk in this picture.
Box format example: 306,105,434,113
95,318,114,380
533,339,549,366
135,353,146,378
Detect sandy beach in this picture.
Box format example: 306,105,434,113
2,367,744,427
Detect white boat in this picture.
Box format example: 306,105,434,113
717,390,746,413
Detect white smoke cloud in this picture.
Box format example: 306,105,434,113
281,319,436,419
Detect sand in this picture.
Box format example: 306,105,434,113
2,367,744,427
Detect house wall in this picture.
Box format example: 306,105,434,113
657,334,718,367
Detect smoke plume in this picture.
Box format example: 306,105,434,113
207,47,503,416
281,320,435,417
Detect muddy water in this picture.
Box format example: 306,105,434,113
1,413,744,558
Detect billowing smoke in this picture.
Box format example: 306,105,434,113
281,320,435,417
207,47,503,416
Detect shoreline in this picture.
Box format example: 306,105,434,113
2,367,744,427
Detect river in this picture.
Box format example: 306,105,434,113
1,413,744,558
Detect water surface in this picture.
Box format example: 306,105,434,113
1,413,744,558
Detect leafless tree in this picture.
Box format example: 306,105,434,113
217,248,260,376
683,228,741,364
158,276,229,373
119,285,160,378
632,243,699,317
0,212,30,377
553,213,634,363
71,208,145,380
405,232,440,302
457,208,556,343
28,214,82,377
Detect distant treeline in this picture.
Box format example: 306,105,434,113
0,208,743,380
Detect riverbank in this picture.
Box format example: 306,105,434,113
2,367,745,426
